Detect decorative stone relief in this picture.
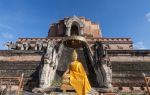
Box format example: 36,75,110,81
93,42,112,88
117,45,123,50
39,41,64,88
21,41,30,50
4,41,17,50
65,16,84,36
35,40,43,51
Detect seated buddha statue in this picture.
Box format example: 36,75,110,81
61,49,91,95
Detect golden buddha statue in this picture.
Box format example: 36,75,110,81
61,49,91,95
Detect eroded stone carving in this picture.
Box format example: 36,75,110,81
21,41,30,50
35,40,43,51
39,41,64,88
117,45,123,50
4,42,17,50
94,42,112,88
100,55,112,88
65,16,84,36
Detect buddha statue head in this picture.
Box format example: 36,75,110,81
72,49,78,61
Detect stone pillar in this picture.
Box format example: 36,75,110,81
80,27,84,36
65,27,71,36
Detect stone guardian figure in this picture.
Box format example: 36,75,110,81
4,41,17,50
35,40,43,51
94,42,112,88
21,41,30,50
40,41,64,88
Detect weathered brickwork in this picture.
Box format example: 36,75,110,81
48,17,101,37
108,50,150,87
1,16,150,93
15,37,133,50
0,50,44,89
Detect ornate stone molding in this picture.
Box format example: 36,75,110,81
65,16,84,36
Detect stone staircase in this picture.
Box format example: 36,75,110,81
112,62,150,86
0,50,44,90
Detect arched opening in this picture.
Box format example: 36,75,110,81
71,25,79,36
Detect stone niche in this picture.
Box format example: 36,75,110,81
48,16,102,37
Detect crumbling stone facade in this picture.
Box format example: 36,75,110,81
48,16,101,37
0,16,150,93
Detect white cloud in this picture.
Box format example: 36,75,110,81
146,13,150,17
146,13,150,22
133,41,147,49
0,32,14,39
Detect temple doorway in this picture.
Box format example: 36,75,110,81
71,25,79,36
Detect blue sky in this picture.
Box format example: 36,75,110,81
0,0,150,50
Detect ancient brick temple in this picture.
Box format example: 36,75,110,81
1,16,150,93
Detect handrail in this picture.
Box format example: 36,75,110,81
143,73,150,95
0,73,24,95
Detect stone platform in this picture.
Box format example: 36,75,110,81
1,50,150,89
0,50,45,90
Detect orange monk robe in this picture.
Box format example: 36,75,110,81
69,61,91,95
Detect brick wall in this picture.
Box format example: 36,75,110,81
0,50,44,90
48,17,102,37
108,50,150,87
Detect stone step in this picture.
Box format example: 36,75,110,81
0,66,38,70
112,62,150,71
112,71,150,78
0,62,39,66
0,69,38,77
103,93,117,95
